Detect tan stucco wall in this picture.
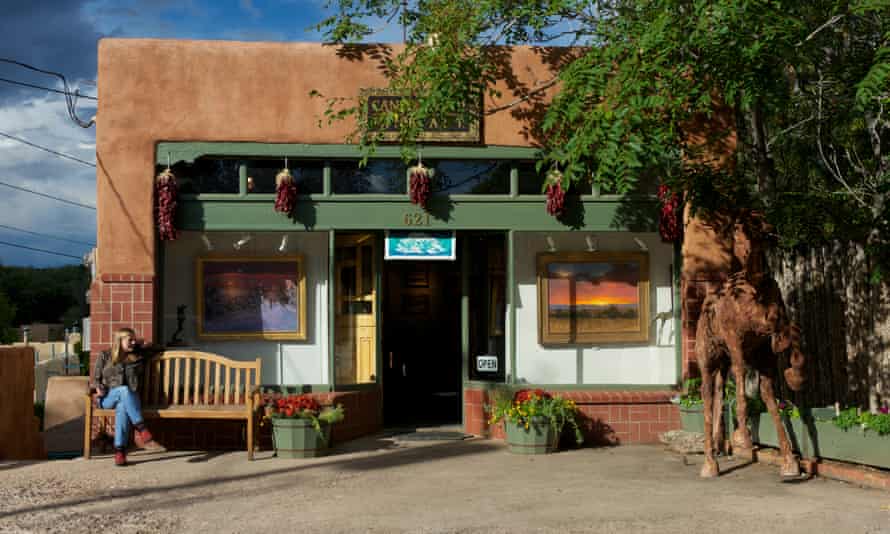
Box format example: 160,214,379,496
95,39,564,275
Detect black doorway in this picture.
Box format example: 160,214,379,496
382,260,462,426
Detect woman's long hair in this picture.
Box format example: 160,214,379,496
111,327,136,365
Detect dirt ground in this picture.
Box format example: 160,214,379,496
1,434,889,534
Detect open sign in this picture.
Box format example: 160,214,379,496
476,355,498,373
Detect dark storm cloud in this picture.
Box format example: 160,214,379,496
0,0,101,104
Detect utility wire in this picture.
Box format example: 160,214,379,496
0,181,96,210
0,76,97,100
0,130,96,168
0,58,95,128
0,223,95,246
0,240,84,260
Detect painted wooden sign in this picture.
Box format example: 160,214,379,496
384,231,457,261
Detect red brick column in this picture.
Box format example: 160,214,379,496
89,273,156,361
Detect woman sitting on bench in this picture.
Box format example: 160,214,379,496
93,327,160,466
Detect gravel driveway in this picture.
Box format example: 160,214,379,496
1,436,888,533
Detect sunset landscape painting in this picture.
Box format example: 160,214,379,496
538,253,649,344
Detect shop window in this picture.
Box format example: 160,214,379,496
334,234,378,384
332,160,406,194
246,159,323,194
156,158,241,195
468,234,506,382
428,160,510,194
537,251,650,344
517,162,593,195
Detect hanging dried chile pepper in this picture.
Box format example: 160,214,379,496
274,168,298,217
155,168,178,241
545,169,566,217
409,164,431,209
658,183,682,242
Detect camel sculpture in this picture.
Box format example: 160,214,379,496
694,218,806,478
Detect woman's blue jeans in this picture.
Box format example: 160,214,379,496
100,386,144,448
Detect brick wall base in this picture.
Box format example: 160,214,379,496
464,388,681,445
89,273,156,364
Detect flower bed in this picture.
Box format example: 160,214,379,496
750,404,890,470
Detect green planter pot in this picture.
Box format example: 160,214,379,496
809,420,890,469
504,417,557,454
271,418,331,458
678,404,733,437
749,413,805,453
679,405,705,433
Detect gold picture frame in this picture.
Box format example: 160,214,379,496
537,251,650,345
196,255,307,341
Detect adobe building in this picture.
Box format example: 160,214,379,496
91,38,692,446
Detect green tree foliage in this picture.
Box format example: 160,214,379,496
315,0,890,274
0,290,17,344
0,265,89,329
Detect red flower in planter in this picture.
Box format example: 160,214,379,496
513,388,552,403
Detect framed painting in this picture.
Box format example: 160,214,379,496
537,252,650,345
196,256,307,340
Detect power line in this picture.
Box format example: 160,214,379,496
0,223,95,246
0,77,97,101
0,240,84,260
0,58,94,128
0,130,96,168
0,181,96,210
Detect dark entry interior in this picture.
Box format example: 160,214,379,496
383,259,462,426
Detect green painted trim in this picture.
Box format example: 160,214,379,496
257,384,334,394
328,230,336,389
509,166,518,198
156,142,542,163
507,229,516,384
323,164,331,196
178,199,654,233
375,231,383,387
673,241,683,384
238,163,247,197
462,382,677,392
460,237,470,428
156,237,165,345
331,383,380,392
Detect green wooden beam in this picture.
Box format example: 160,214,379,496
177,198,658,232
507,229,516,384
328,230,336,388
156,142,542,163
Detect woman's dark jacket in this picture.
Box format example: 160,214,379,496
93,348,155,393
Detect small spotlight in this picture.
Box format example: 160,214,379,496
278,234,289,253
546,235,557,252
633,237,648,251
201,234,214,251
233,234,253,250
585,235,598,252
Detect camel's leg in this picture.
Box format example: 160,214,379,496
760,372,800,477
699,364,719,478
712,367,725,455
731,362,754,457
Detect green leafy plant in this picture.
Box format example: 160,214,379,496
834,407,861,431
861,412,890,436
678,378,702,408
488,389,584,446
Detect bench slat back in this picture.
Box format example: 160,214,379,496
142,351,261,407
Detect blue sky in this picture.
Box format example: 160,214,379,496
0,0,405,267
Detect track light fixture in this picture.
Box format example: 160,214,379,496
201,233,213,251
585,235,598,252
233,234,253,250
633,237,648,252
278,234,289,253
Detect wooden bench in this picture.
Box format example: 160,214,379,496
84,350,261,460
